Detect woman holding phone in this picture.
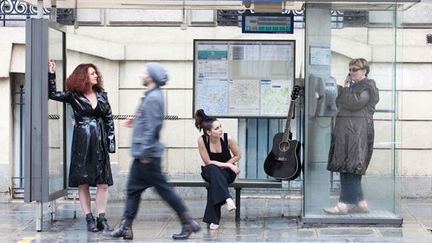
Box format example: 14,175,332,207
324,58,379,215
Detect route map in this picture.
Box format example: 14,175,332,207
194,40,295,117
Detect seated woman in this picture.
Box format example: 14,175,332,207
194,109,241,230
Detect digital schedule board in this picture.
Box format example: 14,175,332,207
193,39,295,118
242,13,294,34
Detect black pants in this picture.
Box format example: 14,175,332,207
201,164,236,224
339,173,364,204
123,158,187,220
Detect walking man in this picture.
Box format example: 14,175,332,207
110,63,201,240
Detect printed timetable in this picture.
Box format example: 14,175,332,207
193,40,295,118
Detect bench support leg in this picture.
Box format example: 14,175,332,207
235,188,241,222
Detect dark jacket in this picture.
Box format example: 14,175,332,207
48,73,115,187
131,87,164,160
327,78,379,175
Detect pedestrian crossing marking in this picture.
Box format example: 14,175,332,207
18,236,35,243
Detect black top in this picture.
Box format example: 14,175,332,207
202,133,232,162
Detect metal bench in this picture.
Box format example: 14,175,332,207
168,179,282,221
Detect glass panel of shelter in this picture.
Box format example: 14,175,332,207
303,3,401,224
47,27,66,195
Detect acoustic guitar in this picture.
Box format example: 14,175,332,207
264,85,301,180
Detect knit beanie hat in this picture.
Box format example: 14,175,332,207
146,63,168,87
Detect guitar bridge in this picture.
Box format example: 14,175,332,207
276,157,287,161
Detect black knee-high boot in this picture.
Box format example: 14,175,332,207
110,218,133,240
172,213,201,240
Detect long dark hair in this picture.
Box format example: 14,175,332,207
194,109,217,136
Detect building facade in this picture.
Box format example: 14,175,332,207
1,0,432,200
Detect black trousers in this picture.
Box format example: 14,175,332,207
339,173,364,204
201,164,236,224
123,158,187,220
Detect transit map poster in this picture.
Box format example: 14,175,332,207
193,40,295,118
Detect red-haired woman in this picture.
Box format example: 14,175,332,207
48,60,115,233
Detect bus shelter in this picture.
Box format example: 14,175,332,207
22,0,418,230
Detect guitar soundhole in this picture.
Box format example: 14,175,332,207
279,142,290,152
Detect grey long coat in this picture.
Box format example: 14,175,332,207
327,78,379,175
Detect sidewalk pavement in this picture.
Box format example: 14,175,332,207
2,194,431,242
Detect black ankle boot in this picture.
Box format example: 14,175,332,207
85,213,98,232
172,213,201,240
96,213,112,233
110,218,133,240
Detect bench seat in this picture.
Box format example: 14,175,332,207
168,179,282,221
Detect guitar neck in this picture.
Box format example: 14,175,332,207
282,99,295,142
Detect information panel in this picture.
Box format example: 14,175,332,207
242,13,294,34
193,39,295,118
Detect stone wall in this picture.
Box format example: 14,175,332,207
1,7,431,199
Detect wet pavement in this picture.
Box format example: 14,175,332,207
2,194,432,242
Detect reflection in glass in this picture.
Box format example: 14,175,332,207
48,27,65,194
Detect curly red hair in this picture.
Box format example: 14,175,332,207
66,63,103,94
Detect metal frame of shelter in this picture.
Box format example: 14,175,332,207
24,17,68,231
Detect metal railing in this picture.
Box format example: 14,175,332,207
0,0,50,26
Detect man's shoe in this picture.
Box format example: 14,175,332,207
110,218,133,240
172,213,201,240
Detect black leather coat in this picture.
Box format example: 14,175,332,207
49,73,115,187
